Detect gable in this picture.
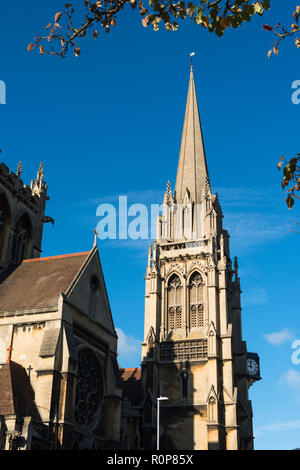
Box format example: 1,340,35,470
65,247,115,335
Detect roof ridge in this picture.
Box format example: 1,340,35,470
22,252,90,263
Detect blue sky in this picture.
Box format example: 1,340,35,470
1,0,300,450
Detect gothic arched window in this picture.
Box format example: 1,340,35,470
0,193,11,263
12,213,32,264
167,274,182,330
189,272,204,328
88,276,99,320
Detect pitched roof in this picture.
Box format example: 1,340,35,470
175,65,209,204
0,361,38,417
0,252,89,313
120,368,142,405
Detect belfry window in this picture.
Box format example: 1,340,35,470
167,274,182,330
189,272,204,328
88,276,99,320
11,213,32,264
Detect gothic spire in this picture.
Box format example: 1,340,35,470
175,63,209,205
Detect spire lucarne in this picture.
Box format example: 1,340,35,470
175,64,209,205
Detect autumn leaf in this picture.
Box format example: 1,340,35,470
201,15,209,28
27,43,34,52
39,45,44,55
286,195,294,209
142,17,149,27
74,47,80,56
273,46,279,55
263,24,273,31
278,161,283,170
54,12,62,23
220,17,228,29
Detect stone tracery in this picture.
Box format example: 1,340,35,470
75,348,103,429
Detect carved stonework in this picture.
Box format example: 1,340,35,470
165,262,184,279
75,348,104,430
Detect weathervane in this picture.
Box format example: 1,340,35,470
190,51,195,68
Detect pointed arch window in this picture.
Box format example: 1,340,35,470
167,274,182,330
12,213,32,264
88,276,99,320
189,272,204,328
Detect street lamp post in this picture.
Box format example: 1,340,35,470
157,396,168,451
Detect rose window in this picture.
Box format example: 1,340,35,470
74,348,103,429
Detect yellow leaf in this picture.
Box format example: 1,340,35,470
54,12,62,23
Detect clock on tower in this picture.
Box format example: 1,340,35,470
247,352,261,383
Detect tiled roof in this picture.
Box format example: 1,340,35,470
0,252,89,313
120,368,142,405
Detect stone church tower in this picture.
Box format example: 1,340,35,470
140,65,261,450
0,161,53,279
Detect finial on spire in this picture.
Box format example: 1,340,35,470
190,51,195,70
16,161,22,177
164,180,174,205
93,228,99,248
234,256,239,277
37,162,44,182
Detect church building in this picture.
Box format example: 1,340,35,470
0,63,261,451
0,163,122,450
121,64,261,450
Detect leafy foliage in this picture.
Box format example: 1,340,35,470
278,155,300,210
264,6,300,210
27,0,270,57
264,5,300,57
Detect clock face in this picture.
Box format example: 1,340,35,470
247,358,259,377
